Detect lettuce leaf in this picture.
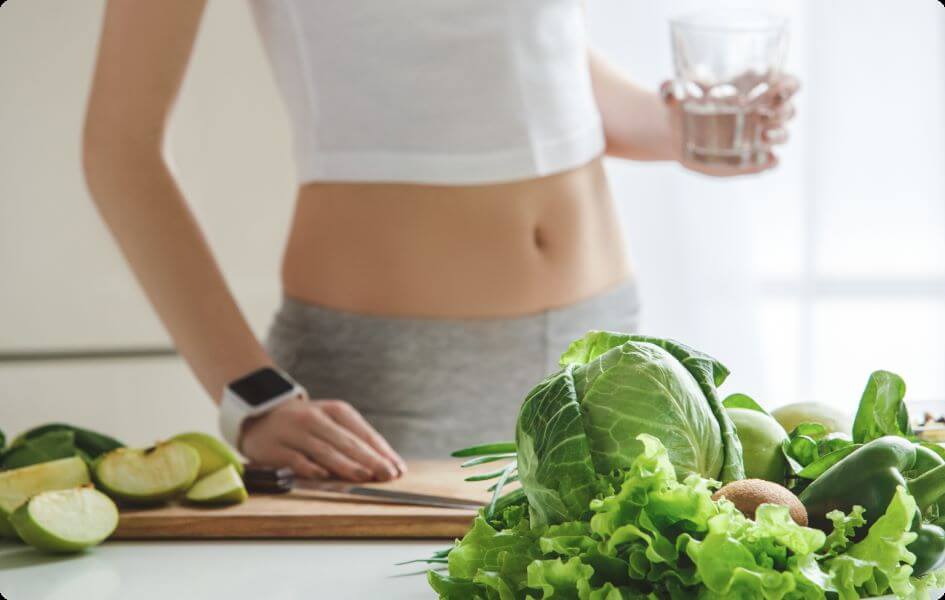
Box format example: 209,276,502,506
823,486,919,599
428,571,489,600
822,506,867,556
447,515,541,594
526,557,594,599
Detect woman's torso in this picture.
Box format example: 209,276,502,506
282,158,631,317
250,0,631,315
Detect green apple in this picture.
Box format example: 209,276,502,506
93,441,200,503
170,431,244,478
771,402,852,436
0,456,91,536
0,512,16,539
185,464,248,505
10,486,118,553
727,407,789,483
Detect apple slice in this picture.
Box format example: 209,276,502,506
0,513,17,539
185,464,248,505
93,441,200,503
170,431,244,478
10,486,118,553
0,456,91,537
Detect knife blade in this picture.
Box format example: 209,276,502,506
243,465,485,511
292,479,486,511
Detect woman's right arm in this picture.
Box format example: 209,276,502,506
83,0,404,481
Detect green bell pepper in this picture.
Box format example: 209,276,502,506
907,444,945,575
911,444,945,476
798,435,945,576
911,520,945,576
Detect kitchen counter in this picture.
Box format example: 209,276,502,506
2,539,941,599
0,539,446,599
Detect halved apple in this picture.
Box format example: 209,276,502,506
10,485,119,553
93,441,200,503
185,464,248,505
170,431,244,478
0,456,91,538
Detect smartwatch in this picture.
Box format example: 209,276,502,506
219,366,306,450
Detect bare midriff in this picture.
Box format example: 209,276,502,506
281,157,632,318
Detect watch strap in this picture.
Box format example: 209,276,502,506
218,380,305,451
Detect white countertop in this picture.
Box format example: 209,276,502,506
0,539,446,600
2,540,938,600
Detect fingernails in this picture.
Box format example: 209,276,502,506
373,464,397,482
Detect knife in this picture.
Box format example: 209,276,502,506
242,465,485,511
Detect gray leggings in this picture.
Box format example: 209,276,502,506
265,281,640,458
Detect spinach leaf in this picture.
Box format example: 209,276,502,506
851,370,912,443
723,393,770,415
11,423,123,460
796,445,861,480
0,430,78,470
782,422,857,479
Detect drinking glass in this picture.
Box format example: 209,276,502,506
670,10,789,167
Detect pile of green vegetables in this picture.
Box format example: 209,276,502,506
422,332,945,599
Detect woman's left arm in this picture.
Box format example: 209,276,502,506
588,49,799,176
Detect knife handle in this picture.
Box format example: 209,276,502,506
243,465,295,494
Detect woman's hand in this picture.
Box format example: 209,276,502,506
661,75,800,177
240,395,407,482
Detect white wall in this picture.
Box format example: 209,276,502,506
588,0,945,415
0,0,294,443
2,0,943,445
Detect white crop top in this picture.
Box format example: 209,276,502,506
248,0,605,185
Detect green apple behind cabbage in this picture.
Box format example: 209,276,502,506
726,408,789,483
771,402,852,436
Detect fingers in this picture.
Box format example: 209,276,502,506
759,101,793,148
240,400,389,482
321,400,407,475
763,128,788,145
255,445,330,479
659,80,680,105
304,407,399,481
772,74,800,103
761,102,796,126
287,429,375,482
281,448,330,480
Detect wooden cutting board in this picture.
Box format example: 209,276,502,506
113,460,498,540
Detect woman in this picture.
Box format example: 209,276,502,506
82,1,796,483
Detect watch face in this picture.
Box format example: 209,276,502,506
229,368,295,406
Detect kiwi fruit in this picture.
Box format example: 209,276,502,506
712,478,808,526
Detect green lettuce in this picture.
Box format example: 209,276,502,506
431,435,943,600
824,487,919,600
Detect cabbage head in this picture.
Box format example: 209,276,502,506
515,331,744,527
